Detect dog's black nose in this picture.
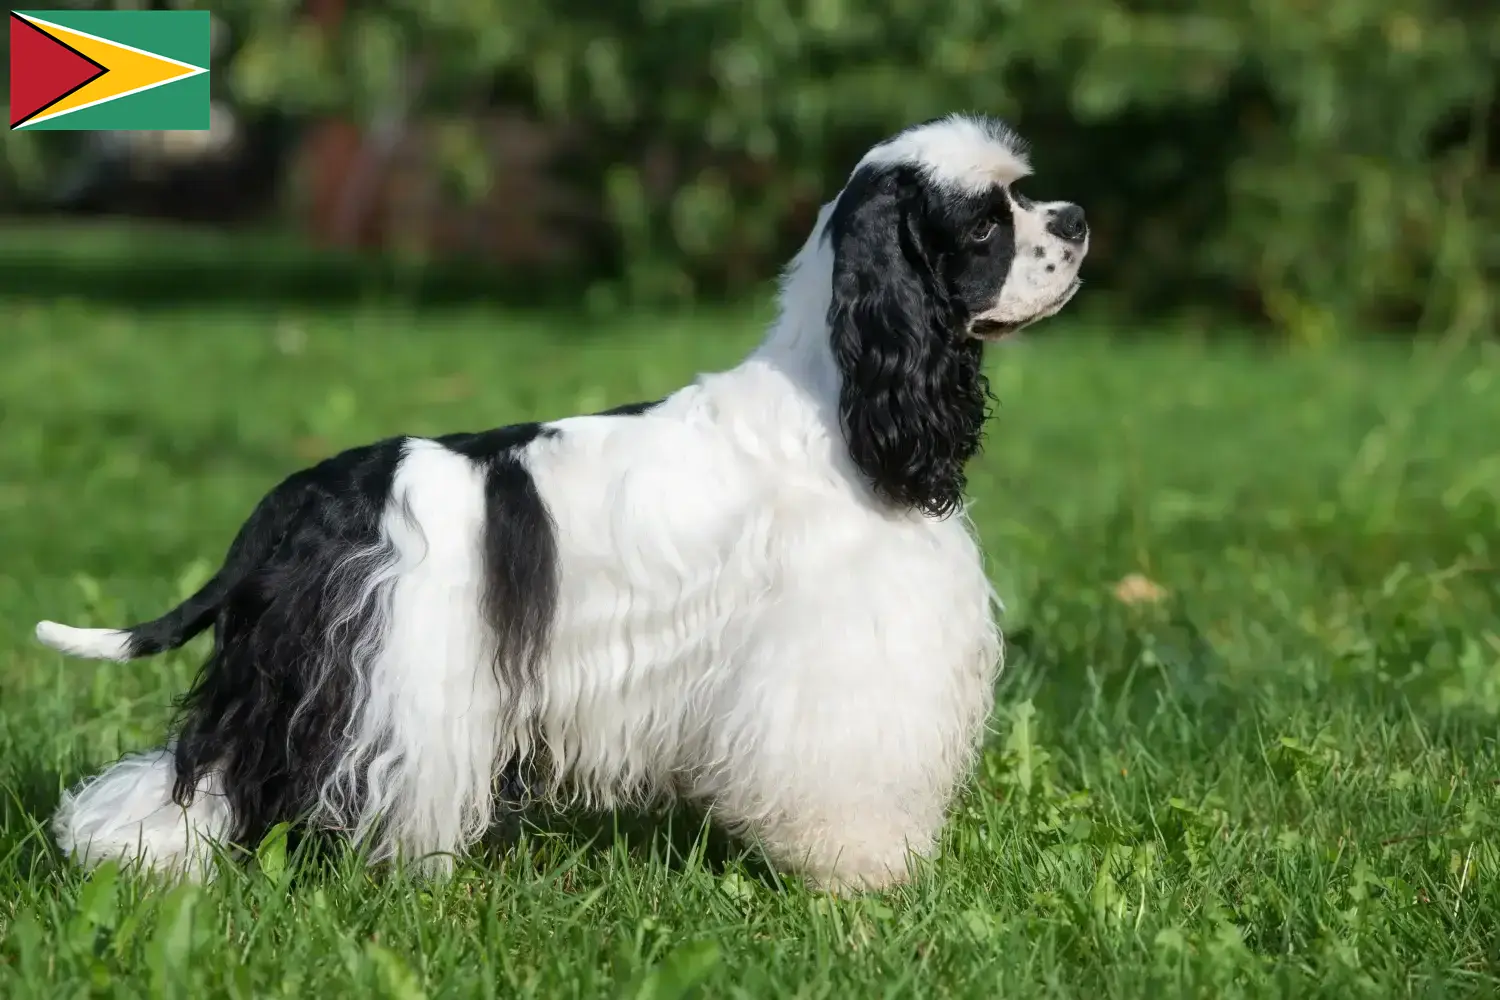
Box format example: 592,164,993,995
1045,203,1087,243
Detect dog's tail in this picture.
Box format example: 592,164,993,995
35,475,308,662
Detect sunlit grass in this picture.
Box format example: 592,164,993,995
2,297,1498,997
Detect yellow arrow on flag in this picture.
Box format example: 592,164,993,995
17,13,206,127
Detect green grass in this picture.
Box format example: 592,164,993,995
1,295,1498,998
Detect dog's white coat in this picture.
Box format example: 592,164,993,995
861,112,1031,192
52,747,231,877
308,439,503,869
39,115,1086,889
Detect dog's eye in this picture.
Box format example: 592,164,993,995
971,220,998,244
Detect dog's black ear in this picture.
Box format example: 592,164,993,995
825,166,991,518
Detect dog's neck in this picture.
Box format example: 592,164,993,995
737,200,843,420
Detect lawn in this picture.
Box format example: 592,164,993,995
1,295,1498,998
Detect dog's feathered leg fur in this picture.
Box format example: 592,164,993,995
44,432,559,879
41,467,326,876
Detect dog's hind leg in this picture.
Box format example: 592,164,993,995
48,432,556,878
42,468,316,876
52,747,232,878
47,442,405,876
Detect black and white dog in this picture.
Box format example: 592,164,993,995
39,114,1088,890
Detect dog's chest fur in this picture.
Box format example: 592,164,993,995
519,373,1001,809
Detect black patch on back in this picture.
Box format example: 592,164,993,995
438,423,561,708
592,398,663,417
436,422,554,460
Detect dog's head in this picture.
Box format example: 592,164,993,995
822,114,1088,517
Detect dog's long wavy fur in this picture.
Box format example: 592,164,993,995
38,113,1089,890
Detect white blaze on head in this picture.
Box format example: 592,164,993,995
856,114,1033,193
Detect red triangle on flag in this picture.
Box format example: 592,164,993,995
9,13,110,128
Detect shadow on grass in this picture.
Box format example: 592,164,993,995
491,802,780,884
6,753,779,891
271,804,779,892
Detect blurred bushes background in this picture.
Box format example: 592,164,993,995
1,0,1495,336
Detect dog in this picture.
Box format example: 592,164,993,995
38,113,1088,890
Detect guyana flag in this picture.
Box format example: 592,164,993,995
9,9,209,130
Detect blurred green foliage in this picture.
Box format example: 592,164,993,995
2,0,1495,334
